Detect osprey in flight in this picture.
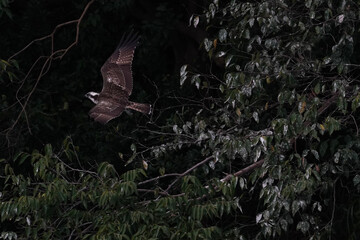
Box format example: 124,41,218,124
85,32,151,124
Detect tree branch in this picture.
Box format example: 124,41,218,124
138,173,181,186
165,156,213,193
3,0,95,143
221,159,265,182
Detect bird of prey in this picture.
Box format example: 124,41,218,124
85,32,151,124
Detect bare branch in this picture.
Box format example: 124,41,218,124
221,159,265,182
138,173,181,186
3,0,95,143
317,93,339,116
165,156,213,193
8,0,94,61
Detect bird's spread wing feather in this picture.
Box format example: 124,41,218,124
88,100,125,124
87,31,151,124
100,32,139,96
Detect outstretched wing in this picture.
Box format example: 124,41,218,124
100,32,140,96
88,100,125,124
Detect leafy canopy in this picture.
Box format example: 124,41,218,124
1,0,360,239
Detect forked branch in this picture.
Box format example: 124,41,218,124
3,0,95,142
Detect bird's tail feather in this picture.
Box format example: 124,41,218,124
127,101,152,114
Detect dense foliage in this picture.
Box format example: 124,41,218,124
1,0,360,239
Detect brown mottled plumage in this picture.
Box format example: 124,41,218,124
85,32,151,124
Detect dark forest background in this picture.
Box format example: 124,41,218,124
0,0,205,161
1,0,360,239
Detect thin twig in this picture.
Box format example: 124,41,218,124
138,188,170,196
138,173,181,185
329,178,337,240
3,0,95,143
350,114,359,136
8,0,94,61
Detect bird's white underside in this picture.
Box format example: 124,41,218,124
85,92,99,104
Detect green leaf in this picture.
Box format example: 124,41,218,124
253,112,259,123
180,64,187,77
225,55,233,68
192,74,201,89
204,38,213,52
296,221,310,234
305,0,312,8
193,16,199,28
353,175,360,186
125,153,137,166
314,83,320,94
130,143,137,152
292,200,305,216
219,29,227,43
311,150,319,160
44,144,52,157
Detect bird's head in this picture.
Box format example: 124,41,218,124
85,92,99,104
